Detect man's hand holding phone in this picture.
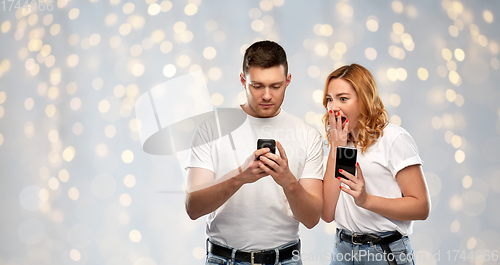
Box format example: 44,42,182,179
237,147,270,185
258,140,297,188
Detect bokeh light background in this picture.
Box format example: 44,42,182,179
1,0,500,264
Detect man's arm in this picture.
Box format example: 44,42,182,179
185,148,270,220
185,167,242,220
283,178,323,229
258,141,323,229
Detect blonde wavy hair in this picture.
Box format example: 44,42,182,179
322,64,388,154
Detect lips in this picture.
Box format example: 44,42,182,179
260,104,273,108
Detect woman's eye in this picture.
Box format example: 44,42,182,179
340,97,347,101
327,98,333,102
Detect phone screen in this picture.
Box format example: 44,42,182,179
257,139,276,154
335,146,357,179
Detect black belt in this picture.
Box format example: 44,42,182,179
338,229,402,265
207,240,300,264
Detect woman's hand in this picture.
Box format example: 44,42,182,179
338,162,370,208
328,110,349,148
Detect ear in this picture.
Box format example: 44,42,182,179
285,73,291,87
240,73,247,88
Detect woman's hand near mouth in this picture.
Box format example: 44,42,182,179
329,110,349,148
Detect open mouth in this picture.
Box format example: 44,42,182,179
335,116,347,128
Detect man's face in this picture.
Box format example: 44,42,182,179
240,65,291,118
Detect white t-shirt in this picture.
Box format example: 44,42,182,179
187,107,324,251
335,123,423,236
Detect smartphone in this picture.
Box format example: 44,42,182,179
335,146,357,179
257,139,276,154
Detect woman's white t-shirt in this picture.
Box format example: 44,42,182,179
335,123,423,236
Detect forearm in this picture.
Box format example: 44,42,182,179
283,181,322,229
363,194,430,221
322,149,341,222
185,172,243,220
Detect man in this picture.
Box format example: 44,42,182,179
185,40,323,265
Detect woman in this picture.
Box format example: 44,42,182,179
321,64,430,265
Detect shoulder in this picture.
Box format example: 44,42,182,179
379,123,413,146
383,123,409,138
198,107,247,129
282,111,321,137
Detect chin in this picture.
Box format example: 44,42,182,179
260,109,278,117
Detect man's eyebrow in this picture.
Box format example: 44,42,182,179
249,81,285,85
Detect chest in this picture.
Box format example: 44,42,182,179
211,121,308,180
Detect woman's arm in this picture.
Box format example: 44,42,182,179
321,148,342,223
321,111,350,223
339,163,431,221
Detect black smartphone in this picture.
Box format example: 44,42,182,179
257,139,276,154
335,146,357,179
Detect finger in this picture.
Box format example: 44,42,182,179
336,112,342,131
329,109,337,128
258,161,274,176
252,162,266,172
337,176,348,185
276,141,288,161
263,152,282,166
260,156,279,171
340,184,356,197
255,147,270,159
253,160,268,171
343,118,349,133
337,176,357,191
355,162,363,180
339,168,358,184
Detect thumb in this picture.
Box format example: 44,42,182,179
355,162,364,180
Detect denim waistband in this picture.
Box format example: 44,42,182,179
336,228,401,238
207,238,301,253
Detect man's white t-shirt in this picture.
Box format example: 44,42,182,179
335,123,423,236
187,107,324,251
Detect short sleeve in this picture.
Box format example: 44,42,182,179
387,131,423,178
185,123,215,172
299,129,324,180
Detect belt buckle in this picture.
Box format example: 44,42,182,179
351,233,363,245
250,251,262,265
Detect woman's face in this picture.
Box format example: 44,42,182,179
325,78,360,135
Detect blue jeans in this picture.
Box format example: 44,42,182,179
330,229,416,265
206,239,303,265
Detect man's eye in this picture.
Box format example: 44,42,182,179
252,85,262,88
272,85,281,89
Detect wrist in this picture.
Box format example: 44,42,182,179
360,193,372,210
329,144,339,159
231,172,245,188
283,177,299,193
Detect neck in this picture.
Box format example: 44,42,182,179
240,103,281,118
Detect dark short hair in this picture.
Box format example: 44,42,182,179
242,40,288,76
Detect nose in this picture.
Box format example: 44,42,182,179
329,99,340,112
262,88,272,101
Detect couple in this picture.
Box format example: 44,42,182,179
185,41,430,265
